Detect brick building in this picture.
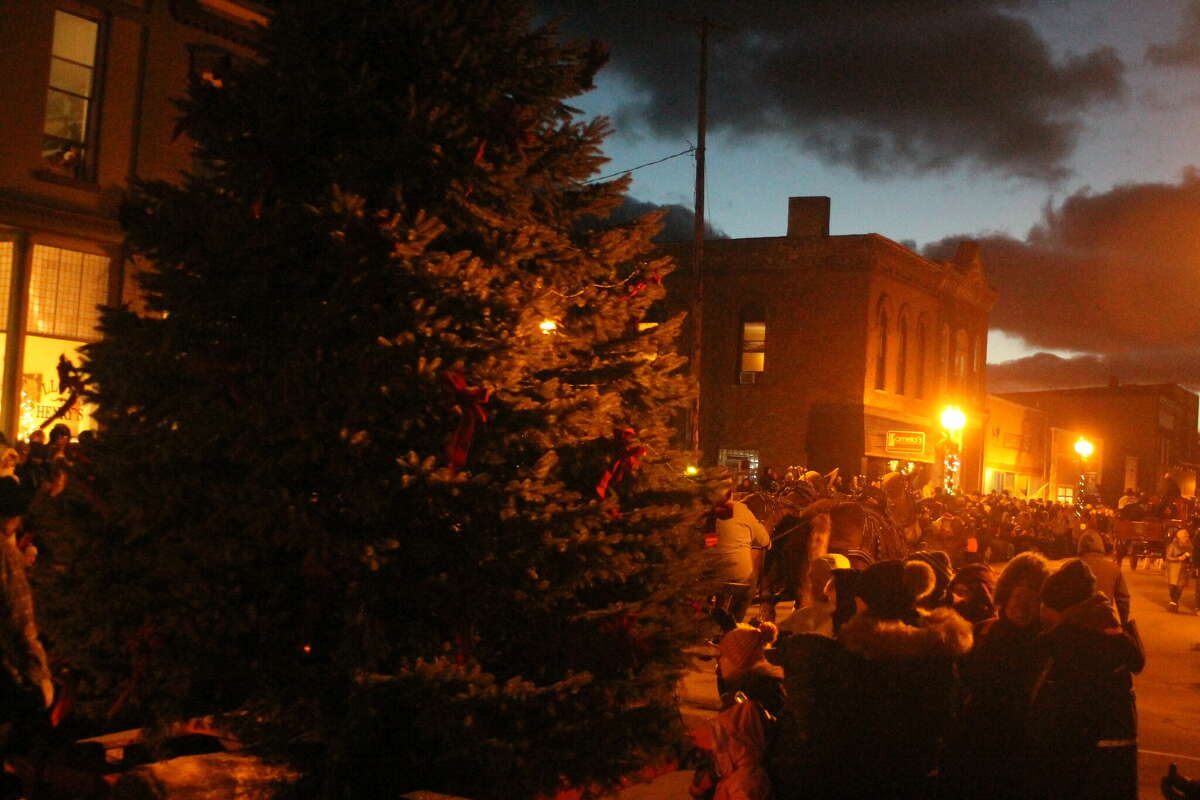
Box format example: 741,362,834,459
999,382,1199,504
661,196,996,491
0,0,262,439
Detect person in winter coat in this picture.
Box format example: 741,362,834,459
947,562,997,624
0,479,52,755
949,552,1052,799
716,621,785,717
713,498,771,622
1165,528,1191,613
1078,530,1132,623
1025,559,1145,800
778,553,850,638
907,549,954,609
690,693,774,800
779,559,971,799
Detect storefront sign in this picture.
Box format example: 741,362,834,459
885,430,926,455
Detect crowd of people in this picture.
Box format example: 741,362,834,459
0,424,99,769
692,470,1179,800
695,548,1144,800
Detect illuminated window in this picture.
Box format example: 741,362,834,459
916,319,927,398
874,299,888,391
896,311,909,395
28,244,108,341
19,245,108,439
42,10,101,180
741,321,765,371
1056,486,1074,504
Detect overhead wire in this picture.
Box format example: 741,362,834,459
581,146,697,184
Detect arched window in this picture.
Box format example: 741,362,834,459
896,310,909,395
940,323,951,390
973,334,984,390
738,306,766,383
954,329,969,389
874,298,889,391
916,318,927,398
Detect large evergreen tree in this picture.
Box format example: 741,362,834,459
51,0,711,795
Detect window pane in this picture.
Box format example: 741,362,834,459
742,321,766,345
29,245,108,341
52,11,98,67
19,336,93,440
0,242,12,328
742,352,765,372
43,89,88,142
49,57,92,97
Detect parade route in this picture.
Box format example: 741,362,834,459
1128,563,1200,798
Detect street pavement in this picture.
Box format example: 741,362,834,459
615,560,1200,799
1126,564,1200,799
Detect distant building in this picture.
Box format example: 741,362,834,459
0,0,264,439
999,382,1198,504
661,196,995,492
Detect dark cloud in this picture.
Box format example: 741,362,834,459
542,0,1125,181
989,350,1200,395
596,196,728,242
925,169,1200,355
1146,1,1200,67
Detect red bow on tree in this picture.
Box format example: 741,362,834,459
596,427,646,499
440,370,491,471
701,491,735,547
627,270,662,298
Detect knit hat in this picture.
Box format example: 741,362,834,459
717,621,778,679
908,550,954,604
950,563,996,596
855,560,928,620
1041,558,1096,612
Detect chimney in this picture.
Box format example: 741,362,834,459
787,196,830,238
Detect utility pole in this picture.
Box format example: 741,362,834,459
688,17,710,455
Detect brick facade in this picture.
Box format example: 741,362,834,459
999,383,1199,503
661,196,995,491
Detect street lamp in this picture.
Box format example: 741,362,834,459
941,405,966,494
1074,436,1093,502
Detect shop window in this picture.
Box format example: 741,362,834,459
42,10,102,181
896,311,909,395
874,299,888,391
739,308,766,383
18,245,108,439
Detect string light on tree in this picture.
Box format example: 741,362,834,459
538,318,558,334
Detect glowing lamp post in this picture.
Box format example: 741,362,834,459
941,405,966,494
1074,437,1094,503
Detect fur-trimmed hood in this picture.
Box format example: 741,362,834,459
838,606,973,661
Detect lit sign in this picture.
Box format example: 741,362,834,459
885,430,926,455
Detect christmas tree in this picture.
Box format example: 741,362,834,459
49,0,712,795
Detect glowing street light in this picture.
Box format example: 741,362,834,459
941,405,966,432
1074,436,1094,504
684,465,699,476
941,405,966,494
